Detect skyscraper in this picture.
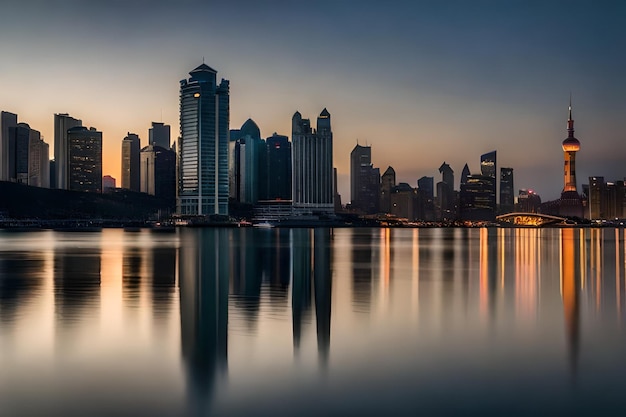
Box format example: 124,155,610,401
0,111,18,181
480,150,497,212
178,63,230,216
559,100,584,218
350,144,379,214
54,113,82,190
380,166,396,213
500,167,514,214
67,126,102,193
140,145,176,207
28,128,49,188
149,122,171,149
266,133,291,201
292,109,333,214
231,119,265,204
121,133,141,192
8,123,30,184
437,162,455,220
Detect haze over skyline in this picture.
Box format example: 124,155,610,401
1,0,624,201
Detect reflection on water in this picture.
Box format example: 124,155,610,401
1,228,626,415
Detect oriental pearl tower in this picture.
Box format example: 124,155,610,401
559,98,584,218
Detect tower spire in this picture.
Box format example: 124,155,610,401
567,95,574,137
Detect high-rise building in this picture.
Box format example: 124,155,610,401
292,109,333,214
390,183,417,220
480,150,497,212
178,63,230,216
67,126,102,193
121,133,141,192
0,111,18,181
437,162,455,220
500,167,514,214
28,129,49,188
54,113,82,190
559,100,584,218
417,176,435,221
380,166,396,214
517,189,541,213
230,119,265,204
460,163,471,187
588,176,624,220
140,145,176,207
8,123,30,184
149,122,171,149
350,144,380,214
266,133,291,201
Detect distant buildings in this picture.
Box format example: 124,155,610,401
416,176,435,220
517,189,541,213
437,162,455,220
121,133,140,192
350,144,380,214
230,119,264,204
459,151,497,221
587,176,625,220
292,109,333,214
103,175,116,191
390,182,417,220
0,112,49,188
54,113,82,190
178,63,230,216
67,126,102,193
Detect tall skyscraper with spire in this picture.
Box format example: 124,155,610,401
559,99,584,218
178,63,230,216
291,109,333,214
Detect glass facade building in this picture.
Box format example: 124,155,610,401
178,63,230,216
67,126,102,193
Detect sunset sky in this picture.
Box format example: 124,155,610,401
1,0,624,201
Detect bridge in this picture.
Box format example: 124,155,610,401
496,212,568,227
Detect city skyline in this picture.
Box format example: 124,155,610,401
0,1,624,200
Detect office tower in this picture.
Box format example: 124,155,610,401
334,167,342,212
291,109,333,214
49,160,56,189
559,100,584,218
588,176,624,220
380,166,396,213
350,144,380,214
140,145,176,206
121,133,141,192
67,126,102,193
102,175,116,191
54,113,82,190
459,175,495,220
460,163,470,187
178,63,230,216
437,162,455,220
417,176,434,220
480,150,497,212
149,122,171,149
0,111,18,181
8,123,30,184
500,167,514,214
231,119,264,204
28,129,50,188
266,133,291,200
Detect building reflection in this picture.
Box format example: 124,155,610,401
314,228,332,365
479,227,498,320
54,246,101,324
290,228,332,364
179,228,229,414
0,251,45,325
122,247,142,309
291,228,312,353
149,245,176,320
230,229,262,326
260,229,291,304
560,228,580,378
351,229,373,313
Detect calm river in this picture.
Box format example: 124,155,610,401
1,227,625,416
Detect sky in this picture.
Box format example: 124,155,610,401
1,0,624,202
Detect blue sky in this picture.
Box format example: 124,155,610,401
1,0,624,201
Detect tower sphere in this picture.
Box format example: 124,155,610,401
562,136,580,152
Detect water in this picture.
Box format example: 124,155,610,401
1,227,625,416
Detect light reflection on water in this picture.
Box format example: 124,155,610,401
0,227,625,416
